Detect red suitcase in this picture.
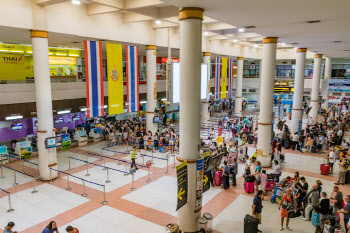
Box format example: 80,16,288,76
214,171,223,186
265,180,275,192
320,164,330,175
245,182,254,194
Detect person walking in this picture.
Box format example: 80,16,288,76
302,184,319,221
3,222,17,233
279,189,297,231
130,146,138,170
252,190,264,233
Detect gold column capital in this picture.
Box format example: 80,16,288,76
296,48,307,53
146,45,157,50
263,37,278,44
179,7,204,20
203,52,211,56
30,30,48,38
314,54,323,58
237,57,244,60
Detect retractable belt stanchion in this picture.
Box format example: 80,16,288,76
13,170,18,186
85,160,90,177
81,180,87,197
151,149,154,164
142,154,145,165
31,177,38,194
130,173,136,191
106,167,111,183
0,162,5,179
165,156,170,174
102,156,107,170
7,193,14,212
124,165,129,176
66,175,72,191
147,166,151,183
49,167,53,183
101,185,108,205
36,164,40,180
68,157,71,171
21,159,25,173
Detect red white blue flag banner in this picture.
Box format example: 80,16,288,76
214,56,221,100
228,58,233,99
84,40,104,118
126,45,139,112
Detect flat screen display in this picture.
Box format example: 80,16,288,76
54,118,64,123
11,123,22,130
72,115,80,121
45,137,57,149
172,63,208,103
153,116,160,123
34,120,38,127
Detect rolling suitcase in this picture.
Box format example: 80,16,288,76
223,175,230,189
320,164,330,175
244,214,258,233
214,171,223,186
245,182,254,194
280,154,285,162
345,170,350,184
265,180,275,193
311,210,320,227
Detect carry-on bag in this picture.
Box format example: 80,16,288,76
244,214,258,233
245,182,254,194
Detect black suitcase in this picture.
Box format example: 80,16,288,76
248,135,254,144
345,170,350,184
244,214,258,233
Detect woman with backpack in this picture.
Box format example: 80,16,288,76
278,188,297,231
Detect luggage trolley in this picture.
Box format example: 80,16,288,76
238,145,247,162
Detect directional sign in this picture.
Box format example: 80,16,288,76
176,160,188,211
202,151,211,193
146,160,152,168
195,158,204,211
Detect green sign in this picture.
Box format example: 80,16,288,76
61,134,71,150
176,160,188,211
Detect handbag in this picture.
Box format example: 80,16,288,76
288,210,301,218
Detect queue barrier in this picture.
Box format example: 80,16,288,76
1,164,38,194
0,188,14,213
48,167,108,204
7,155,40,179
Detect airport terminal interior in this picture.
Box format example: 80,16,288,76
1,1,350,233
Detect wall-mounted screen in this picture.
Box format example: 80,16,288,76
11,123,22,130
54,118,64,123
153,116,160,123
45,137,57,149
34,120,38,127
72,115,80,121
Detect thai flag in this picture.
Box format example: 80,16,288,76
126,45,139,112
214,56,221,100
84,41,104,118
228,58,233,99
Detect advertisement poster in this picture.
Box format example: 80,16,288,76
329,79,350,92
0,145,7,154
20,147,32,159
176,160,188,211
61,133,71,150
195,158,204,211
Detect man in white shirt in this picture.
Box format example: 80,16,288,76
328,147,336,174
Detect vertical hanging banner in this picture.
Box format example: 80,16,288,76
228,58,233,99
176,160,188,211
84,41,104,118
214,56,221,100
106,43,124,115
126,45,139,112
221,57,227,99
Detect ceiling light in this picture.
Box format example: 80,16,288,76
161,98,166,101
57,110,71,114
238,28,245,32
245,26,256,29
334,41,342,43
233,39,238,43
306,20,321,24
291,43,299,45
80,108,87,112
155,19,162,25
203,31,209,35
72,0,81,5
140,100,147,104
6,115,23,120
294,47,298,50
281,43,286,46
104,105,108,108
254,44,259,48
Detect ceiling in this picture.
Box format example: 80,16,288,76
161,0,350,58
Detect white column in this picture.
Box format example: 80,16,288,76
291,48,307,134
235,57,243,116
177,7,203,232
309,54,323,125
146,45,157,134
323,57,332,108
257,37,278,167
201,52,211,124
31,30,58,180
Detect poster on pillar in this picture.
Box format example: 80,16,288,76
126,45,139,112
176,160,188,211
214,57,221,100
106,43,124,115
195,158,204,211
202,151,211,193
221,57,227,99
84,41,104,118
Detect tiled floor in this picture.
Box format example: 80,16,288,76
1,124,349,233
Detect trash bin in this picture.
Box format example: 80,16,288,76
203,212,213,232
197,217,208,232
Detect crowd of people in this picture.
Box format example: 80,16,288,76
3,221,78,233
